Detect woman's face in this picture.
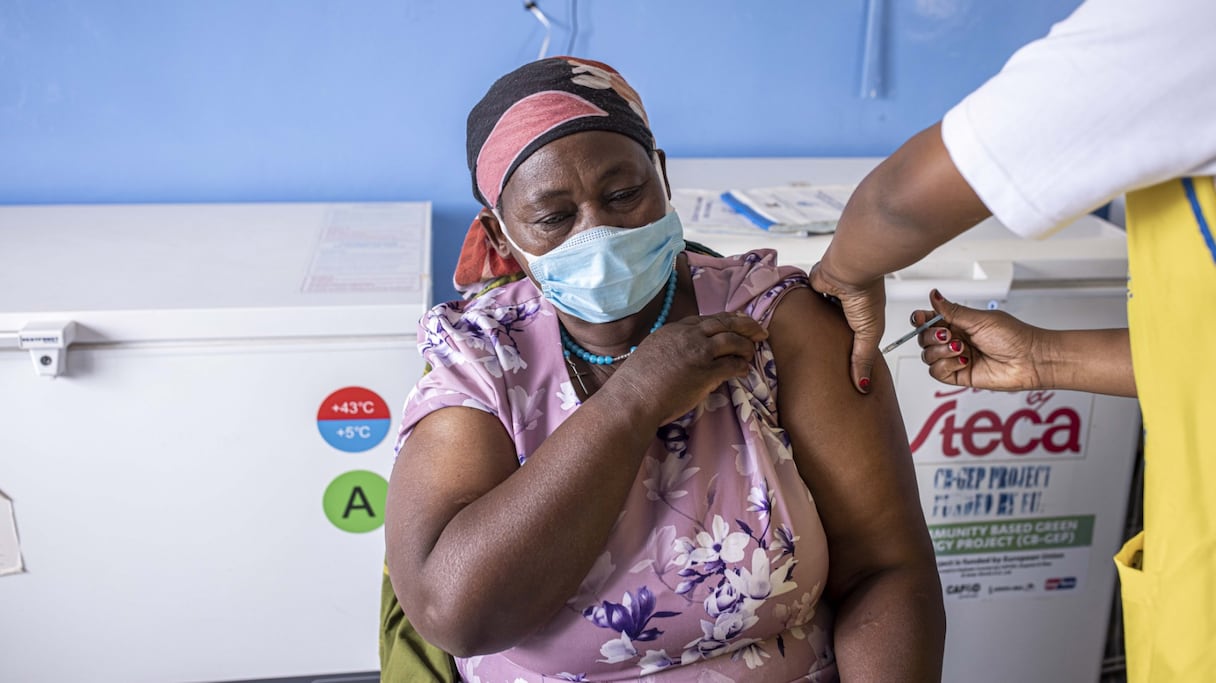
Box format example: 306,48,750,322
494,130,669,259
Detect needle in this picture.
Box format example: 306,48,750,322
881,313,944,354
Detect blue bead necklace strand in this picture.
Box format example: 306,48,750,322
560,268,678,366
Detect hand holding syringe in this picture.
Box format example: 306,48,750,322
881,313,944,354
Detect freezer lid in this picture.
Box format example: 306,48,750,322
666,157,1130,301
0,202,432,344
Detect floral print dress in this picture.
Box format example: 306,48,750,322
397,250,838,682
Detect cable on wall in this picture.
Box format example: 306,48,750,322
566,0,579,55
524,1,552,60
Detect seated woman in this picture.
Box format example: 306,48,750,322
384,57,944,682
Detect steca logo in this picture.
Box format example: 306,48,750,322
909,389,1084,458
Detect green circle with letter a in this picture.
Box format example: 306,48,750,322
323,470,389,533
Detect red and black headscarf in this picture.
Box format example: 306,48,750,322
455,57,656,296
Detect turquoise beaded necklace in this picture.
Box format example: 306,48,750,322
560,268,678,366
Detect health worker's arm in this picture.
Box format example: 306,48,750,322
912,293,1136,398
810,122,991,393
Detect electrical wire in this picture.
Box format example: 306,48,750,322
566,0,579,55
524,1,552,60
859,0,886,98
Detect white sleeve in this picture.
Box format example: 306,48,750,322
941,0,1216,238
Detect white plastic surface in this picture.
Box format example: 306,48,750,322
0,202,432,682
666,157,1129,309
0,202,432,344
0,340,421,682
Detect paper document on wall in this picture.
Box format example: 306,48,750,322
720,184,855,234
670,189,763,236
0,489,26,577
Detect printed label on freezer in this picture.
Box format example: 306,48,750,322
323,470,389,533
317,386,392,452
301,204,427,294
898,360,1098,524
895,358,1096,464
895,357,1103,602
933,515,1094,601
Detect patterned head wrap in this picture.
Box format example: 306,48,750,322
454,57,656,296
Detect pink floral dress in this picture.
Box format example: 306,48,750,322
397,250,838,682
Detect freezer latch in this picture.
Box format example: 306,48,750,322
17,321,77,378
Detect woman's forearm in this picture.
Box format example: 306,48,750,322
407,383,663,656
394,311,769,656
832,565,947,682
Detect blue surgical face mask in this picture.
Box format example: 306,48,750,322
501,209,686,323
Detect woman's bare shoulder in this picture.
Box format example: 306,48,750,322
766,284,854,364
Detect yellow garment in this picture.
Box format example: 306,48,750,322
1119,177,1216,681
380,564,459,683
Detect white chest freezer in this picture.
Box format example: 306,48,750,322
667,158,1140,683
0,202,431,682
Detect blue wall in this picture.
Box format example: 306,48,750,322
1,0,1081,303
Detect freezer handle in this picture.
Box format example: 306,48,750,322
885,260,1013,304
15,321,78,378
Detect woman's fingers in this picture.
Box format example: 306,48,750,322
909,308,934,328
918,323,951,347
693,311,768,342
809,261,886,395
912,290,989,387
914,296,972,381
620,312,768,423
640,313,765,375
697,315,766,363
928,356,969,385
920,336,961,361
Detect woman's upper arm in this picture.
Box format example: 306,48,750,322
385,406,518,607
769,287,934,596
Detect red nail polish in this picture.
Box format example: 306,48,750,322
949,340,962,353
932,290,943,301
859,377,871,391
935,329,948,342
959,355,969,365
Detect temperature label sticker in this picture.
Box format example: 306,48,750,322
317,387,392,453
323,470,389,533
